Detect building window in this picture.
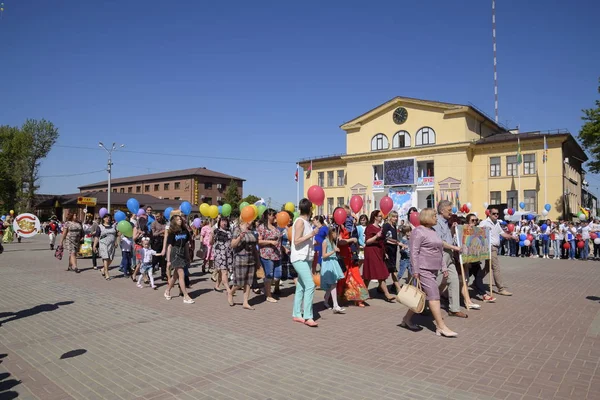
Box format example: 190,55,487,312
174,197,181,200
373,164,383,181
524,190,537,212
154,184,159,191
415,127,436,146
523,154,535,175
506,190,518,210
317,172,324,187
506,156,518,176
337,197,344,208
337,170,344,186
113,189,117,193
144,185,150,192
204,197,212,204
490,157,501,177
136,186,141,193
327,171,334,187
127,187,132,193
204,182,212,190
392,131,411,148
490,191,501,205
327,198,334,216
317,205,323,216
174,182,181,190
164,183,170,190
119,188,124,193
371,133,389,151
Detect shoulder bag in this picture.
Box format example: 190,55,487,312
396,277,426,313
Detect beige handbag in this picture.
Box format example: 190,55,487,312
396,278,426,313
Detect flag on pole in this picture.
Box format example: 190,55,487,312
543,136,548,163
306,160,312,179
294,165,299,182
456,191,461,209
517,137,523,164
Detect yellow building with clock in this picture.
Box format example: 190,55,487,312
298,96,588,221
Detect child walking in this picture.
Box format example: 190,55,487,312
320,229,346,314
119,234,133,276
398,225,411,284
137,237,163,289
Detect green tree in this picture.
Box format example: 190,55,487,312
222,179,241,210
579,79,600,173
21,119,59,210
0,125,29,213
242,194,260,205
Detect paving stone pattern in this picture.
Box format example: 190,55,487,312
0,236,599,399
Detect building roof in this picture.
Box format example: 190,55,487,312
340,96,506,132
78,167,245,189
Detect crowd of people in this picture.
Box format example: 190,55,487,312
5,198,600,336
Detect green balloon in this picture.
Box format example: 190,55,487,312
293,211,300,218
239,202,249,211
117,220,133,238
258,205,267,217
222,203,232,217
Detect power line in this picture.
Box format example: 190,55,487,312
39,169,106,178
56,144,294,165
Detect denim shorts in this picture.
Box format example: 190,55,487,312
260,257,282,280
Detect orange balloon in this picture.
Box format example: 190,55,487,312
241,206,255,223
250,205,259,220
276,211,290,228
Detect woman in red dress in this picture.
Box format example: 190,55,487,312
362,210,395,302
336,223,369,307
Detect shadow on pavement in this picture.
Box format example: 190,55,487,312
586,295,600,302
60,349,87,360
0,301,74,327
0,354,20,400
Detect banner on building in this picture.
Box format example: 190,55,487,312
456,225,490,264
388,186,416,218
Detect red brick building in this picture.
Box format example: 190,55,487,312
78,167,244,205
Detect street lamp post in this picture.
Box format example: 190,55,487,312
99,142,125,214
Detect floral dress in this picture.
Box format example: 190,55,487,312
98,224,117,260
63,221,83,254
201,225,214,260
213,228,233,271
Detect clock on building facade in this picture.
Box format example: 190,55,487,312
393,107,408,124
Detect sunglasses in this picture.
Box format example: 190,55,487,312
470,219,478,223
491,212,499,215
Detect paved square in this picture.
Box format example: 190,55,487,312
0,236,599,399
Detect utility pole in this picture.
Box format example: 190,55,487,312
267,197,272,208
99,142,125,213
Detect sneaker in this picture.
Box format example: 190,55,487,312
136,284,143,288
183,298,195,304
482,294,496,302
497,289,513,296
333,306,346,314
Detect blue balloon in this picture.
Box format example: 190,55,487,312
126,198,140,214
519,202,526,210
451,207,458,213
180,201,192,216
527,214,534,221
544,204,551,212
519,233,527,241
218,205,223,214
147,215,155,231
114,210,126,222
541,224,548,231
164,207,173,220
519,240,525,247
1,215,5,220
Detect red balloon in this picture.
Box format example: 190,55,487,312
409,211,421,227
577,241,585,249
507,208,514,215
333,208,347,226
307,185,325,206
380,196,393,216
527,234,534,242
349,195,363,214
485,209,491,216
591,233,598,240
507,223,515,233
563,242,570,250
576,234,582,241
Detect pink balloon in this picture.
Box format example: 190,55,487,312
333,208,347,226
409,212,421,227
307,185,325,206
349,195,363,214
380,196,393,216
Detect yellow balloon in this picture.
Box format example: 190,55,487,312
199,203,210,217
208,205,219,219
9,210,14,215
250,205,259,220
284,202,295,212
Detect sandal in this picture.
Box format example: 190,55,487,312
164,291,172,300
304,319,318,328
74,268,81,274
385,296,396,303
243,305,255,310
292,317,305,324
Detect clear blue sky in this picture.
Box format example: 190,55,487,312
1,0,599,207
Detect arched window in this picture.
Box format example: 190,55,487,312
371,133,389,151
392,131,411,148
416,127,436,146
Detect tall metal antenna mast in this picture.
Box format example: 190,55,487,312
492,0,499,123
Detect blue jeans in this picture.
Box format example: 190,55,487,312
120,250,132,273
292,260,315,320
260,258,282,280
569,240,576,259
398,258,410,281
542,239,550,256
581,239,589,259
553,239,561,258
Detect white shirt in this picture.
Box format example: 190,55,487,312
120,236,132,252
140,247,157,263
290,217,314,263
479,217,503,247
581,225,590,240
